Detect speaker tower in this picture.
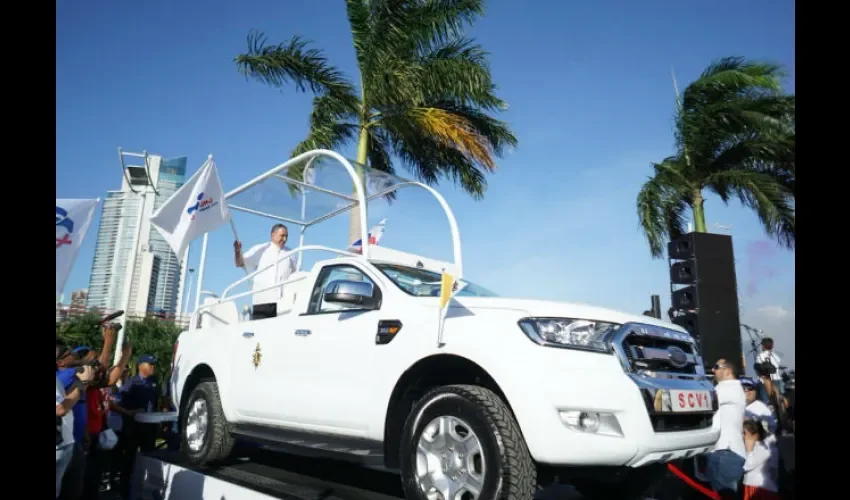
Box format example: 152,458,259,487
668,232,743,371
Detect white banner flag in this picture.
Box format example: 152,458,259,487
150,158,231,258
56,198,99,294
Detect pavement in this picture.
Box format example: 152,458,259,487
99,448,590,500
98,440,797,500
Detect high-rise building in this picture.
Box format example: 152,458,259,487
69,288,88,316
86,152,189,316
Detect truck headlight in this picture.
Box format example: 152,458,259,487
518,317,619,353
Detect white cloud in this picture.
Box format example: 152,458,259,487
755,305,794,320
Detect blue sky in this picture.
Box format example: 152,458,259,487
57,0,796,367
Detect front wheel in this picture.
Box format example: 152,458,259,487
399,384,537,500
179,381,235,466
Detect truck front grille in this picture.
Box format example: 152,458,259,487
614,324,704,379
650,413,713,432
622,334,698,376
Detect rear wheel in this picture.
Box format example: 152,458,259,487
180,381,235,466
399,384,536,500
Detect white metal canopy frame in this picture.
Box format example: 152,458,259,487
191,149,464,320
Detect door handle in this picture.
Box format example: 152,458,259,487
242,332,255,338
295,329,311,337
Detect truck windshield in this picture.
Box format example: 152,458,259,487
374,263,499,298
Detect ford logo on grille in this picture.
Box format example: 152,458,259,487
667,346,689,368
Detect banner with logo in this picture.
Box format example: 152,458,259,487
150,157,231,258
56,198,99,294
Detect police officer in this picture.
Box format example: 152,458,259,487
117,355,159,499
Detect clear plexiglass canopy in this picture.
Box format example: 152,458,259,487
225,154,407,228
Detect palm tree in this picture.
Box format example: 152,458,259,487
235,0,516,242
637,57,795,258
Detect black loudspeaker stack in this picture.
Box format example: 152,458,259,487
668,232,743,370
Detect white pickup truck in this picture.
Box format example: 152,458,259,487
170,150,720,500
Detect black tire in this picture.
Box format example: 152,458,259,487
399,384,536,500
571,464,667,499
179,381,235,466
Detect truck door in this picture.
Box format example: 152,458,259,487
271,263,385,432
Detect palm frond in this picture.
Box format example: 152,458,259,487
235,32,356,98
366,128,399,202
366,128,395,176
637,172,691,259
652,156,695,185
362,49,425,107
417,38,505,110
345,0,372,67
406,107,495,171
369,0,483,56
710,133,795,176
682,57,784,112
679,95,795,151
705,170,795,249
637,157,694,258
430,101,516,155
381,112,488,196
405,0,485,51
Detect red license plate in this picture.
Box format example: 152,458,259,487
670,390,712,412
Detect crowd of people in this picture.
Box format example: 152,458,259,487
55,322,173,500
699,337,794,500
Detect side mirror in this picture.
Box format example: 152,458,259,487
323,280,377,308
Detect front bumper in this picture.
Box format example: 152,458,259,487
504,323,719,468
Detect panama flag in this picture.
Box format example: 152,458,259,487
150,157,231,258
348,218,387,253
56,198,99,294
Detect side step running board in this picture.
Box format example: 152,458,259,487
231,424,385,466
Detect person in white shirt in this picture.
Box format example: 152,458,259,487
706,358,747,499
742,419,781,499
234,223,298,319
756,337,783,393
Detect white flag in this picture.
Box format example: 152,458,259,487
56,198,99,294
150,158,231,258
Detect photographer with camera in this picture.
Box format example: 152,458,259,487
56,313,128,500
56,341,95,499
81,324,133,500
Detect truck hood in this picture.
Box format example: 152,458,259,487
453,296,684,332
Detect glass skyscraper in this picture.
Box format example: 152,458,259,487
86,154,188,316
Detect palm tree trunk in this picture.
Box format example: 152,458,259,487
348,125,370,246
692,192,707,232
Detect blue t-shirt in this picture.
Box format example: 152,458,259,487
56,367,87,443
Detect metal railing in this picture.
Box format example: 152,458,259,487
191,245,360,330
